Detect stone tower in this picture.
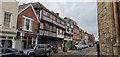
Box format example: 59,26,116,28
97,0,120,56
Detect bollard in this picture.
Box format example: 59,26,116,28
96,43,100,57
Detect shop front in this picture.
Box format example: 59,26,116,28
64,40,72,49
0,36,16,48
16,32,36,50
38,36,63,49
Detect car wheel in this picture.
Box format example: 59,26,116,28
80,49,82,50
29,53,34,57
45,52,50,57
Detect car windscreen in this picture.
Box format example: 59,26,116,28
10,49,18,52
26,45,35,49
47,45,51,48
0,49,2,54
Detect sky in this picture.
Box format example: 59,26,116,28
17,0,98,41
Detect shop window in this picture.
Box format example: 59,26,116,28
1,40,12,48
22,37,33,49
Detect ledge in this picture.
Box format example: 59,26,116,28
113,43,120,47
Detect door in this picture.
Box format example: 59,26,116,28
34,45,45,56
39,45,46,55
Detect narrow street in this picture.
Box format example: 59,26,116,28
50,46,97,57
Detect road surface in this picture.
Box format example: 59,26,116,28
50,46,97,57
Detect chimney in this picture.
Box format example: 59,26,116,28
56,13,59,16
64,17,68,19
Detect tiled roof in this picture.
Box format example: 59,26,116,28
18,3,30,12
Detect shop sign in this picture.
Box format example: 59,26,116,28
24,33,33,37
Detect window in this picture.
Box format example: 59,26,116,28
47,13,50,17
50,25,52,31
1,40,12,48
43,10,46,16
40,22,44,29
59,29,62,35
55,18,57,22
50,15,52,18
26,19,30,30
62,30,64,35
61,21,64,25
35,9,40,19
52,25,57,32
71,28,73,33
67,26,69,32
58,28,60,34
30,21,33,31
57,19,60,23
53,16,55,21
3,12,11,27
44,22,50,30
22,16,33,31
60,20,62,24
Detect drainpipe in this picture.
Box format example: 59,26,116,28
113,0,120,56
35,33,38,44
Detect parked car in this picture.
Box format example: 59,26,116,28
69,45,76,50
74,44,82,50
81,45,86,49
84,44,89,48
21,44,52,57
45,44,53,52
0,48,21,57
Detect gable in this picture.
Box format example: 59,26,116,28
18,4,40,23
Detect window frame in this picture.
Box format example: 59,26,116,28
44,22,50,31
3,12,12,27
22,16,34,31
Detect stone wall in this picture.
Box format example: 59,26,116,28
97,2,116,55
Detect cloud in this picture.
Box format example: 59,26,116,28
17,0,98,38
17,0,97,3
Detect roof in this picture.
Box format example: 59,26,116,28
31,2,46,9
18,3,30,12
31,2,65,22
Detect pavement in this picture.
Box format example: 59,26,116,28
84,52,97,57
51,47,97,55
50,47,97,57
51,49,79,55
86,52,97,55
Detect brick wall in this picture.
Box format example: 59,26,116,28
17,6,39,33
73,25,80,41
